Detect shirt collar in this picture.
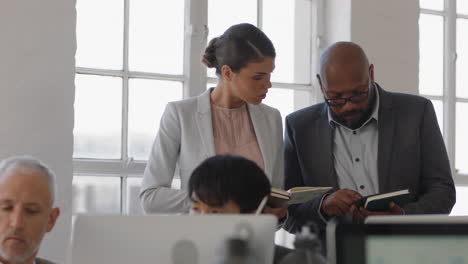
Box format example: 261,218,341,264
327,83,380,129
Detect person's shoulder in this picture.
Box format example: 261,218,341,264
168,94,199,108
388,90,430,104
253,103,283,129
36,257,56,264
256,102,281,116
384,90,431,110
167,90,209,113
286,103,327,123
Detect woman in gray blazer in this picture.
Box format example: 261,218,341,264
140,23,284,216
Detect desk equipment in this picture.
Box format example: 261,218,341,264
279,225,325,264
327,217,468,264
365,214,468,224
71,214,276,264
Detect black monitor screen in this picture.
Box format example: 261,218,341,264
334,223,468,264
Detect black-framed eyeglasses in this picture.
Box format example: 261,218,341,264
325,90,369,107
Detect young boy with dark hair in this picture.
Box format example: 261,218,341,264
188,155,271,214
188,155,291,263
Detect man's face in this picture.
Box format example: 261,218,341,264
0,170,59,263
190,193,242,215
318,64,375,129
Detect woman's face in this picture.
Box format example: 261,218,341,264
228,56,275,105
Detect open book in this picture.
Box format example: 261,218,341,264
268,186,332,206
357,189,411,212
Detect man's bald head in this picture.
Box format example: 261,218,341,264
319,42,370,88
317,42,376,130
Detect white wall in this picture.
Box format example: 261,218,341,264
324,0,351,44
351,0,419,95
0,1,75,263
323,0,419,95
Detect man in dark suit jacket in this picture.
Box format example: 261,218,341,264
283,42,456,245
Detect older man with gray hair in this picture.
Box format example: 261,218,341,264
0,156,60,264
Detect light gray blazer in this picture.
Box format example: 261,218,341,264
140,89,284,214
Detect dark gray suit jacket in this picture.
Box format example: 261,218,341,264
36,257,56,264
283,84,456,236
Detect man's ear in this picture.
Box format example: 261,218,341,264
317,74,325,94
221,65,234,81
369,64,375,83
46,207,60,232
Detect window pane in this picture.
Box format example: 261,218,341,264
74,75,122,159
458,0,468,15
456,103,468,174
419,14,444,96
450,186,468,216
457,19,468,98
419,0,444,11
128,79,183,160
207,0,257,77
76,0,123,69
262,1,294,83
262,88,295,126
129,0,184,74
431,99,444,136
72,176,121,214
172,178,181,189
126,177,143,215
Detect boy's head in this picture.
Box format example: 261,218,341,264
188,155,271,214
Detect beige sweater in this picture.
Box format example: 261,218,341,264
211,103,265,170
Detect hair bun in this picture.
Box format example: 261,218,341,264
202,37,219,68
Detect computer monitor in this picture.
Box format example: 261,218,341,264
365,214,468,224
70,214,276,264
327,220,468,264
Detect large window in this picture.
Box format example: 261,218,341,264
74,0,185,215
419,0,468,214
73,0,317,222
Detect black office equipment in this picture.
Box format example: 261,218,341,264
327,218,468,264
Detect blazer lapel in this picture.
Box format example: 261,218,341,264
247,104,272,174
196,90,216,157
247,104,274,174
376,85,394,192
317,105,339,188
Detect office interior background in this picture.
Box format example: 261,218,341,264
1,0,467,262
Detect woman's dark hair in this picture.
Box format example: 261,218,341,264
188,155,271,213
202,23,276,76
